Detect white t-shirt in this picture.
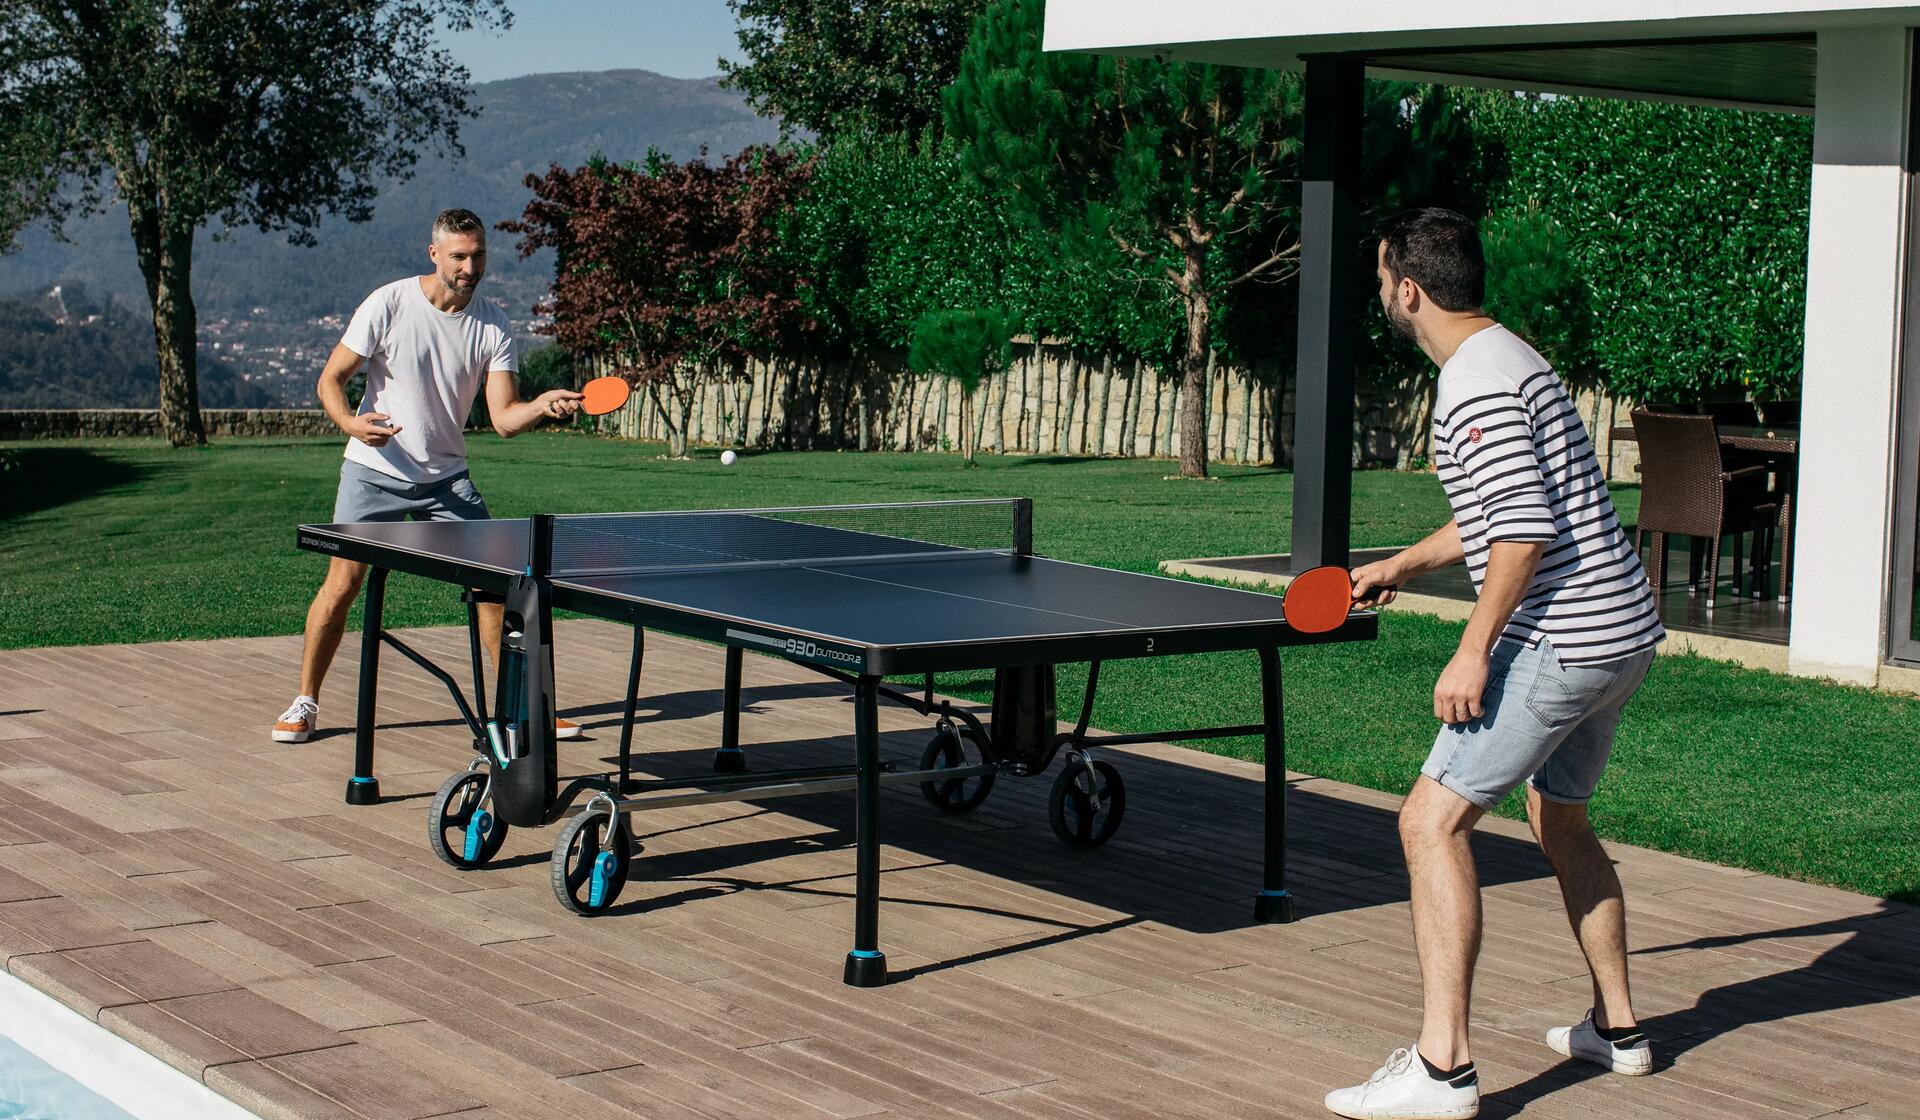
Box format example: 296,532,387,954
339,277,518,483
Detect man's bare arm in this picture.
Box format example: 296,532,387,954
1351,519,1467,606
482,369,582,438
1459,541,1545,658
1434,540,1546,723
316,344,400,447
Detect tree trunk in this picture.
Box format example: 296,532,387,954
675,381,696,458
1177,248,1212,479
645,381,676,452
130,199,206,447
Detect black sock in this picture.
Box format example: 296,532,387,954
1596,1023,1644,1045
1419,1053,1478,1087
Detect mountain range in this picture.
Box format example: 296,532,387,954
0,69,785,407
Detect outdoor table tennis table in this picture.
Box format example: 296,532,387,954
296,498,1376,985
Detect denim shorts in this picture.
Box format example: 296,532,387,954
333,459,490,523
1421,637,1655,810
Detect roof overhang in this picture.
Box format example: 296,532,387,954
1043,3,1920,113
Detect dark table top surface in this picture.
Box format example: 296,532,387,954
297,515,1369,652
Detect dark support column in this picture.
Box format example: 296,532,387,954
1290,55,1364,572
346,567,389,805
844,674,888,987
1253,647,1296,923
714,646,747,773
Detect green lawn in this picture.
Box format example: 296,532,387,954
4,433,1916,905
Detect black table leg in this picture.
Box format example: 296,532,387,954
1254,646,1295,922
844,674,888,986
346,567,388,805
618,626,644,791
465,595,488,729
714,645,747,773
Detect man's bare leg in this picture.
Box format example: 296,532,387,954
1527,785,1636,1029
475,599,503,671
1400,775,1489,1068
297,557,369,700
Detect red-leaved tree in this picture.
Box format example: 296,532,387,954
505,147,812,457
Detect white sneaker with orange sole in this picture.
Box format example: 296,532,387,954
272,696,318,744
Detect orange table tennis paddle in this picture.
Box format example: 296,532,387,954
1280,566,1353,634
581,376,632,416
1282,565,1394,634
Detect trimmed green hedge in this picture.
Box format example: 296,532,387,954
1475,93,1812,404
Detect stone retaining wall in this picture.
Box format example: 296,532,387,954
0,409,338,440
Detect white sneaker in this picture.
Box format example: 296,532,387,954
1547,1010,1653,1075
1325,1045,1479,1119
272,696,318,743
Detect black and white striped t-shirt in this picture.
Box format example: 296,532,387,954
1432,325,1664,665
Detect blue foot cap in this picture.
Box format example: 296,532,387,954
345,776,381,806
843,949,887,987
1254,889,1295,924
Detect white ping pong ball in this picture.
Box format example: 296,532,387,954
720,450,737,466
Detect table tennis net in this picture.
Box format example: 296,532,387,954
543,500,1023,577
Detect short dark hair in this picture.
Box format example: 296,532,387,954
1379,208,1485,312
432,208,486,241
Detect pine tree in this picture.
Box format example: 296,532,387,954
944,0,1303,478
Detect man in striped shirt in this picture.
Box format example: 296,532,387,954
1325,209,1665,1120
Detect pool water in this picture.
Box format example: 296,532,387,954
0,1033,138,1120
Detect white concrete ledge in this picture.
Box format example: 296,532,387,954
0,967,263,1120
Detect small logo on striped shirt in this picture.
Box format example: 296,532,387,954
1467,427,1484,443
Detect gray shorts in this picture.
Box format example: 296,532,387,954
1421,637,1654,810
333,458,491,523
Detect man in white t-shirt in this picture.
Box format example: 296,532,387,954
273,208,583,744
1323,209,1663,1120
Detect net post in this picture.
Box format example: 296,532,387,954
1013,498,1033,556
526,514,554,577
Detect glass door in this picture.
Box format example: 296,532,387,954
1892,45,1920,667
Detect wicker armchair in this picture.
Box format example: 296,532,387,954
1630,409,1781,609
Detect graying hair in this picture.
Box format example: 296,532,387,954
432,208,485,241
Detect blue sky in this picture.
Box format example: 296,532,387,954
443,0,744,83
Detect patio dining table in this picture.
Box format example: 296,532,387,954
1607,422,1799,457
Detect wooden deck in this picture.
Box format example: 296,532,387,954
1,620,1915,1120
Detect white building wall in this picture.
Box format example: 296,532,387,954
1788,28,1909,682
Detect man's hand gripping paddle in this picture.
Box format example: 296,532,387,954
1281,566,1396,634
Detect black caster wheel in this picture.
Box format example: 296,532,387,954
551,808,633,914
918,724,995,814
427,769,508,869
1048,758,1126,849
